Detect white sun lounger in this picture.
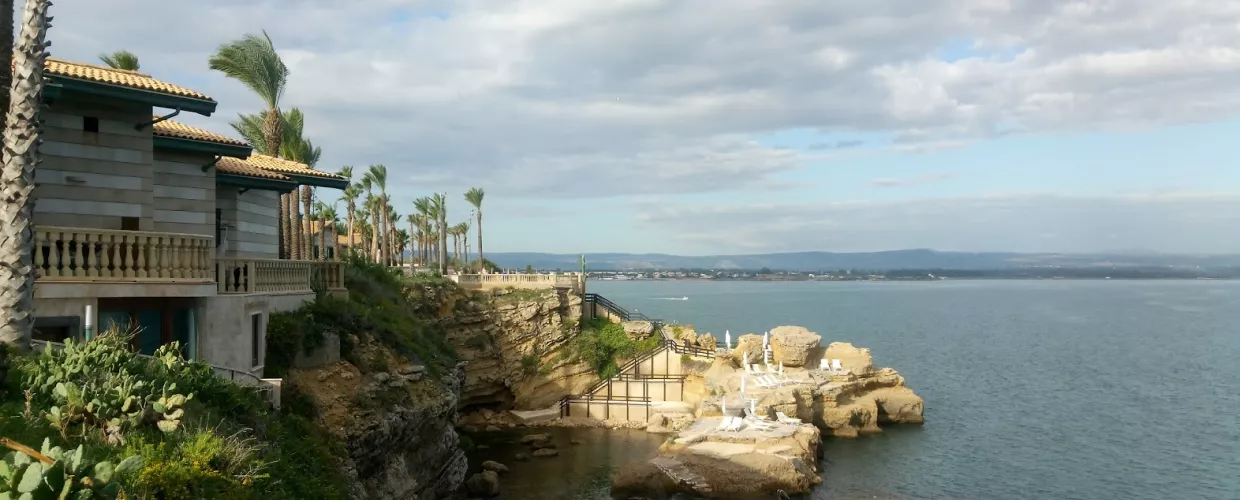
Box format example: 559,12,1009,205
760,375,783,387
754,375,778,388
744,416,776,431
753,364,764,373
831,359,850,374
819,358,829,371
725,416,744,432
716,416,733,431
776,411,801,424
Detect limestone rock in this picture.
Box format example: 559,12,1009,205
824,342,874,375
623,320,655,340
695,332,718,350
465,470,501,497
769,326,821,367
871,386,925,424
482,460,509,474
513,453,529,461
532,448,559,458
732,334,765,367
519,433,551,446
484,425,500,432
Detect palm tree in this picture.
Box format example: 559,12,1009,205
394,230,409,266
315,202,338,261
98,50,140,70
387,205,399,264
432,193,449,274
453,222,470,268
337,166,357,257
406,214,417,266
366,165,389,265
0,0,51,346
277,108,321,261
464,187,485,270
412,198,431,264
210,31,289,256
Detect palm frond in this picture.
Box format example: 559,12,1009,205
208,31,289,108
98,50,140,71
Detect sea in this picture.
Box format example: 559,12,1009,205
463,279,1240,500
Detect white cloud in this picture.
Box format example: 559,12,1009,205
41,0,1240,200
634,192,1240,254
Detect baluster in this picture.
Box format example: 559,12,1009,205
136,235,150,278
33,230,45,278
68,232,82,277
48,230,63,278
83,233,97,278
167,237,179,279
153,236,166,279
119,235,133,278
100,234,113,278
192,239,202,279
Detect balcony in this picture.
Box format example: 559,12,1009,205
34,226,346,297
217,259,345,294
450,272,583,291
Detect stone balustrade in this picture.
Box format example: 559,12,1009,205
217,258,346,294
35,226,214,282
450,272,583,290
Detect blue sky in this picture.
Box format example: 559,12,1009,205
47,0,1240,255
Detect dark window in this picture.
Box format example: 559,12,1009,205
251,313,264,368
83,116,99,133
33,316,80,343
121,217,139,231
215,209,223,248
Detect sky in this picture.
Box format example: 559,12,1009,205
35,0,1240,255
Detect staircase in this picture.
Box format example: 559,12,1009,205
650,456,713,495
558,294,716,421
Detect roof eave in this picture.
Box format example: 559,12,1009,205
153,136,252,158
284,173,348,190
216,173,297,193
51,76,218,116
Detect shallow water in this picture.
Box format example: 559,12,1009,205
479,280,1240,500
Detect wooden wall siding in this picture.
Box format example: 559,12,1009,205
216,188,280,259
36,96,155,231
152,150,215,236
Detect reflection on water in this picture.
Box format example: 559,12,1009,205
462,427,667,500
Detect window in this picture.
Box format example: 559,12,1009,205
215,209,223,248
83,116,99,133
121,217,139,231
33,316,80,343
251,313,264,368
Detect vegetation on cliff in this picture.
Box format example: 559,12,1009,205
0,333,349,499
566,318,661,379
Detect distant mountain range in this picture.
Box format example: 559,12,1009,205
485,249,1240,272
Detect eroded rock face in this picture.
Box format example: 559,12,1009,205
731,334,765,366
769,325,821,367
444,289,599,410
287,359,469,499
824,341,875,375
465,470,500,497
623,320,656,339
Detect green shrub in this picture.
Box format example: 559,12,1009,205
0,437,142,499
519,354,540,376
569,318,662,379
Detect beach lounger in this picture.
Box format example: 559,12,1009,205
831,359,850,374
759,375,782,387
776,411,801,424
744,417,776,431
744,363,753,374
716,417,732,431
753,377,776,389
753,364,764,373
819,359,829,371
725,417,744,432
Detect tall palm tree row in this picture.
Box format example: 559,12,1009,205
366,165,389,265
464,187,485,268
433,193,449,274
98,50,140,70
0,0,52,346
338,166,358,257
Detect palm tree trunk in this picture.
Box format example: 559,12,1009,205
301,186,313,260
476,212,484,271
346,209,355,258
0,0,50,346
370,211,380,263
438,212,448,274
0,0,15,136
319,218,327,261
279,194,290,258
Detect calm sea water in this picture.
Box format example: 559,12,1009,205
474,279,1240,500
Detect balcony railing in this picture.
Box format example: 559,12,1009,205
35,226,214,282
450,272,583,290
217,259,345,294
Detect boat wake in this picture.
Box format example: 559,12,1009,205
651,297,689,301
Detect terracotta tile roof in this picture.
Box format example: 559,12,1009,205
245,153,345,181
216,156,292,181
43,58,214,101
152,119,249,148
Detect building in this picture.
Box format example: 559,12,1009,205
31,58,346,376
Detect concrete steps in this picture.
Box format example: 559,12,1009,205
650,456,713,495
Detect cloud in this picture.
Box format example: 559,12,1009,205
633,192,1240,254
45,0,1240,202
869,172,956,188
807,140,866,150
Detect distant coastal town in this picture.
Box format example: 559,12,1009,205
584,267,1240,281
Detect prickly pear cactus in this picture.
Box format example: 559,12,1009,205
0,438,141,499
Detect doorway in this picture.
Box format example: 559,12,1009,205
97,297,197,358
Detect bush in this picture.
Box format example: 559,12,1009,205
569,318,662,379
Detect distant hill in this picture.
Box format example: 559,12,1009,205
484,249,1240,272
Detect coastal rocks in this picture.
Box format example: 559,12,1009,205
612,419,823,500
287,358,469,499
871,386,925,424
445,289,601,411
519,433,552,446
645,412,696,434
769,325,821,367
481,460,509,474
731,334,765,366
623,320,656,340
824,342,875,375
465,470,501,497
532,448,559,458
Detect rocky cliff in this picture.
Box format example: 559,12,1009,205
444,288,599,412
